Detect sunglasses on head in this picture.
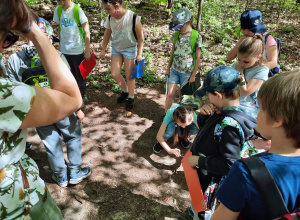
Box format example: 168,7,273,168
2,31,19,49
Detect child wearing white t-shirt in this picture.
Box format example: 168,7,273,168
99,0,144,111
53,0,91,104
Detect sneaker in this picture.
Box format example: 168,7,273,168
180,138,190,149
25,142,32,149
117,91,128,103
69,166,91,185
52,173,68,187
126,98,134,111
188,206,194,218
153,142,163,153
82,94,88,102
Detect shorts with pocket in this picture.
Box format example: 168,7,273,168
168,68,192,86
111,46,137,60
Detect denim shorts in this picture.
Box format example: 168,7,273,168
168,68,192,86
111,46,137,60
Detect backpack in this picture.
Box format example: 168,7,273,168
265,33,282,77
57,4,89,43
170,29,198,69
240,157,300,220
16,51,50,88
108,13,140,41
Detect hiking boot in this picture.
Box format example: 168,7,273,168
52,173,68,187
153,142,163,153
69,166,91,185
180,138,190,149
126,98,134,111
117,92,128,103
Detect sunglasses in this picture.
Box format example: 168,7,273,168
2,31,19,49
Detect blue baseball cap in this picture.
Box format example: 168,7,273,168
169,8,192,31
194,66,241,98
240,9,267,34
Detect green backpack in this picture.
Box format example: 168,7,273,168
57,4,89,43
169,29,198,69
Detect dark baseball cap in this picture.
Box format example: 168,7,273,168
240,9,267,34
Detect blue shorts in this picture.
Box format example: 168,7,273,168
168,68,192,86
111,46,137,60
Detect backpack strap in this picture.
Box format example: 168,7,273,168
191,29,198,69
73,4,81,27
169,31,180,66
16,51,31,68
240,157,290,219
132,13,137,41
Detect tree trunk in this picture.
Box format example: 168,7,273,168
196,0,204,32
167,0,172,9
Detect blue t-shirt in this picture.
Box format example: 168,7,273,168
216,152,300,220
163,104,197,125
232,62,268,119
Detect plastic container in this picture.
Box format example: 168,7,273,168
132,58,147,79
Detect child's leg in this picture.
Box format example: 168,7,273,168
123,58,135,97
165,83,177,112
111,54,127,90
163,122,176,140
58,113,82,173
63,53,86,99
36,125,67,177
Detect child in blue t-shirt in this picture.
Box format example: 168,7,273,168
53,0,91,103
212,71,300,220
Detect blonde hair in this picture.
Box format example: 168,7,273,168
238,34,266,65
258,70,300,147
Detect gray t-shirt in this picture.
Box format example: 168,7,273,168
104,10,141,52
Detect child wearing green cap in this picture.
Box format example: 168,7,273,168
188,65,257,219
165,8,202,114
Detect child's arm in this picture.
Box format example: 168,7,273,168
166,44,175,75
227,36,247,61
135,22,144,63
265,45,278,70
239,76,264,97
82,22,91,60
156,123,181,157
211,203,240,220
99,28,112,59
189,47,201,84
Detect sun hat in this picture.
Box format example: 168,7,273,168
37,17,60,43
240,9,267,34
169,8,192,31
194,65,243,98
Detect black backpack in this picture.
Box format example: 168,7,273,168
265,33,282,77
240,157,300,220
16,51,50,88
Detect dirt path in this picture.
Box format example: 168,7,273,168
26,86,193,220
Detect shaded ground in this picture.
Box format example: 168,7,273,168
26,86,193,220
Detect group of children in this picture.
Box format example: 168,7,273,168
1,0,299,219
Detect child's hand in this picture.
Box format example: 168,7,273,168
136,54,142,63
84,50,91,60
199,104,216,115
188,155,199,168
167,148,181,157
76,110,85,121
166,68,170,76
189,74,196,85
99,51,106,60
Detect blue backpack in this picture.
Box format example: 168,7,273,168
265,33,282,77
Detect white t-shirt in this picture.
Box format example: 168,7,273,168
53,2,88,54
104,10,141,52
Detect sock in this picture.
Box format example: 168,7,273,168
122,87,128,93
128,95,134,99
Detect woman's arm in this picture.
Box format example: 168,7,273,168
211,203,240,220
82,22,91,60
99,28,112,59
19,22,82,129
156,123,181,157
135,22,144,63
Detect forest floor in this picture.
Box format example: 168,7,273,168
3,1,300,219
